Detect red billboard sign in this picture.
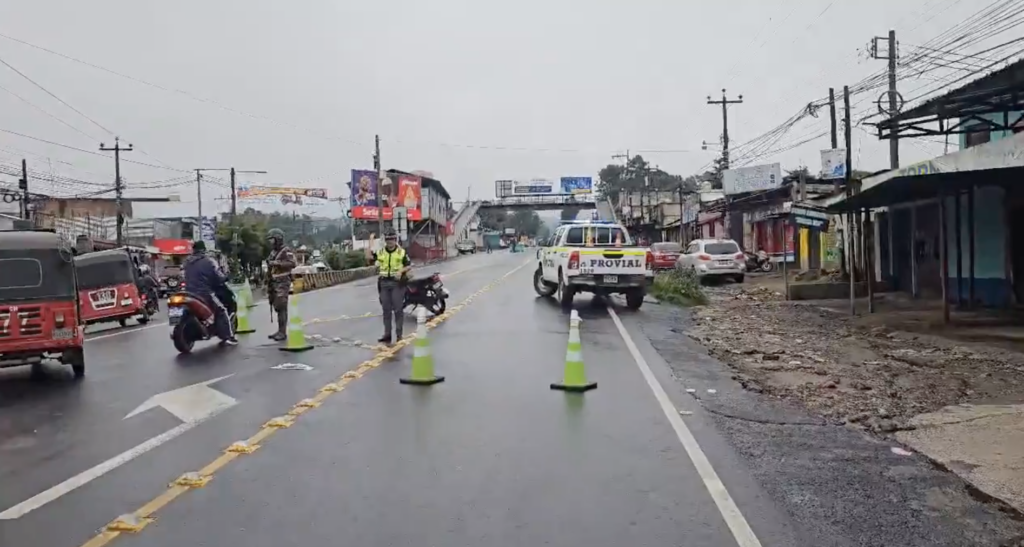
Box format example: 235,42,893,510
350,172,423,221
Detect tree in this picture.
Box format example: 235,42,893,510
598,155,697,202
508,209,542,237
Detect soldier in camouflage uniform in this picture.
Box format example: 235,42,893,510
265,228,296,341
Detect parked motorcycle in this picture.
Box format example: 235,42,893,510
745,251,774,273
404,272,449,316
167,291,238,354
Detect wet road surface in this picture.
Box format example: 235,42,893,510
3,251,1020,547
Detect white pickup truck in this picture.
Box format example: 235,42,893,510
533,220,652,309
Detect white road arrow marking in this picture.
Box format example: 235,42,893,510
124,374,237,422
0,375,237,520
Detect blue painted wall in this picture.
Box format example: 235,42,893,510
943,186,1009,306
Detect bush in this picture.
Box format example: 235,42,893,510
650,269,708,306
323,249,369,271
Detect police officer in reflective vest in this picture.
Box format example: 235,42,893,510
370,232,411,344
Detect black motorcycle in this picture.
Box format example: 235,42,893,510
138,290,159,323
167,291,238,354
404,272,449,316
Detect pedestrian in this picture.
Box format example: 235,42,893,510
265,228,296,341
366,232,411,344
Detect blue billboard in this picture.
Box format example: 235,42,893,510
560,176,593,194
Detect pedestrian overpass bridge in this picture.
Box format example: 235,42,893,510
476,194,597,211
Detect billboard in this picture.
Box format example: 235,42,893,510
820,149,847,180
350,169,422,221
722,163,782,195
560,176,593,194
236,185,328,199
513,179,554,195
495,180,515,198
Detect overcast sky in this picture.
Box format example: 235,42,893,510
0,0,1017,218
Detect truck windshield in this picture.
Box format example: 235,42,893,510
565,227,630,247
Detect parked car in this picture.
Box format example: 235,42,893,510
456,240,476,255
675,238,745,283
650,242,682,271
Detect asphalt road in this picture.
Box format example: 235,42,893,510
2,250,1021,547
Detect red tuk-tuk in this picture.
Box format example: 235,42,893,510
74,248,151,327
0,230,86,378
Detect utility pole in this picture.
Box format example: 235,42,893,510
228,167,267,218
373,135,384,242
707,89,743,169
100,137,133,246
872,30,900,169
18,159,28,221
829,88,839,149
194,170,204,221
844,85,855,315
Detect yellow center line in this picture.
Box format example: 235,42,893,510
79,259,532,547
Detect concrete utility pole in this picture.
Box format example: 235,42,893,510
18,159,28,221
844,85,855,315
373,134,384,242
229,167,267,218
100,137,133,246
829,88,839,149
707,89,743,169
872,30,900,169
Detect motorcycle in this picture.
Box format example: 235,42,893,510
167,291,238,354
404,272,449,316
745,250,774,273
138,291,159,324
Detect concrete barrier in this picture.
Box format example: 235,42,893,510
291,267,377,293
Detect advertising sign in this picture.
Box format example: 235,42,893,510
560,176,593,194
349,169,423,221
200,217,217,246
722,162,782,195
495,180,515,198
513,179,554,195
820,149,847,180
236,185,328,199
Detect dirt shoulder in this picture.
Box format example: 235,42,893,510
688,283,1024,434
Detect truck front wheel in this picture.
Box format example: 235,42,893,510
533,267,556,297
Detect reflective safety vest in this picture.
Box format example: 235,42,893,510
376,247,406,278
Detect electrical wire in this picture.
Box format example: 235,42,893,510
0,54,116,137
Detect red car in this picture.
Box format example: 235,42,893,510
650,242,682,270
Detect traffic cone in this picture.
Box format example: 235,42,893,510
279,295,313,352
400,307,444,386
234,289,256,335
551,310,596,392
243,279,257,308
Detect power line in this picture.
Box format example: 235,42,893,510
0,127,189,171
0,54,116,137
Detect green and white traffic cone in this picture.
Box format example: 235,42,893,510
551,309,596,392
243,279,257,309
400,307,444,386
279,295,313,353
234,287,256,334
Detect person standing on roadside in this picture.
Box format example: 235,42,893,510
365,232,411,344
265,228,296,341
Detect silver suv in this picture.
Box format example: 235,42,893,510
675,238,745,283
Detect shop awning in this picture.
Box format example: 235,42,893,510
828,132,1024,212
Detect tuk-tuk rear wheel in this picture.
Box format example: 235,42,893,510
66,348,85,379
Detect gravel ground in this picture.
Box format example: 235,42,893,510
686,283,1024,434
634,296,1024,547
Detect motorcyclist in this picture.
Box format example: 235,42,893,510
183,240,238,346
136,264,160,311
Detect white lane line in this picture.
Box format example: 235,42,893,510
0,405,229,520
86,322,166,342
607,307,762,547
